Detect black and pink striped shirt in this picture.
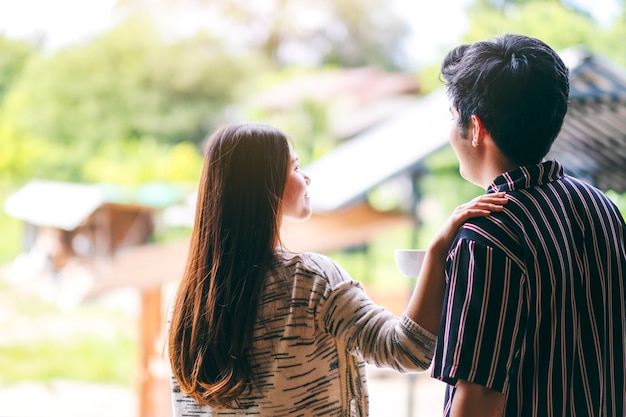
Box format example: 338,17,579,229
432,160,626,417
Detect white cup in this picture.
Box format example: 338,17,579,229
394,249,426,278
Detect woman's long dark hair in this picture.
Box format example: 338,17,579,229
168,123,290,408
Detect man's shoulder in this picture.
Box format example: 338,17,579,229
455,213,527,266
458,211,520,242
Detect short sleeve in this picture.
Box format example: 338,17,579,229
431,239,526,394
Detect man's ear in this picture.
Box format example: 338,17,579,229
469,114,485,147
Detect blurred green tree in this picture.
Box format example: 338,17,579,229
464,1,611,51
4,17,267,149
0,36,37,105
0,17,270,184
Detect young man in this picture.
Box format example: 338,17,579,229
431,33,626,417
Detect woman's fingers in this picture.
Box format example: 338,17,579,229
467,193,508,209
430,192,509,255
452,193,508,221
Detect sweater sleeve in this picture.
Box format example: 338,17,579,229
318,279,437,373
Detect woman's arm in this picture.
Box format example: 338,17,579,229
404,192,507,334
316,193,507,372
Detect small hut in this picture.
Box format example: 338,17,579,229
4,179,186,417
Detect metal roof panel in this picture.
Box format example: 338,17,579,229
304,89,450,212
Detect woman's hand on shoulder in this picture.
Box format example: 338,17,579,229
429,192,508,259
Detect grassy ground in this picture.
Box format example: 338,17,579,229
0,276,137,387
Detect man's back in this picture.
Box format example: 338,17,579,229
433,161,626,416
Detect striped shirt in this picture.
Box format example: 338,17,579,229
171,251,436,417
432,160,626,417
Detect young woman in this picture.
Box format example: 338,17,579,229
167,122,507,416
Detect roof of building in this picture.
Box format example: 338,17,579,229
305,89,450,212
4,180,107,231
548,47,626,193
4,179,185,231
246,66,421,140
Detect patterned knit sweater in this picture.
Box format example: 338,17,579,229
170,251,436,417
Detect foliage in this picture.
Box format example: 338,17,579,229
590,14,626,67
0,337,136,386
0,119,203,185
464,1,600,46
417,65,446,95
606,190,626,217
464,1,615,53
327,225,416,287
0,206,21,264
0,36,37,105
0,281,137,386
82,139,202,185
0,17,260,185
417,147,485,238
3,17,262,148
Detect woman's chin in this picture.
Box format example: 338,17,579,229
284,210,312,223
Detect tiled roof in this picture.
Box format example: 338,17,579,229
549,48,626,193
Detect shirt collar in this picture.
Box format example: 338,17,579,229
487,160,564,193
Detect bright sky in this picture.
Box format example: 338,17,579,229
0,0,118,50
397,0,473,66
0,0,621,65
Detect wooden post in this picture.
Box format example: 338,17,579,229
138,287,163,417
